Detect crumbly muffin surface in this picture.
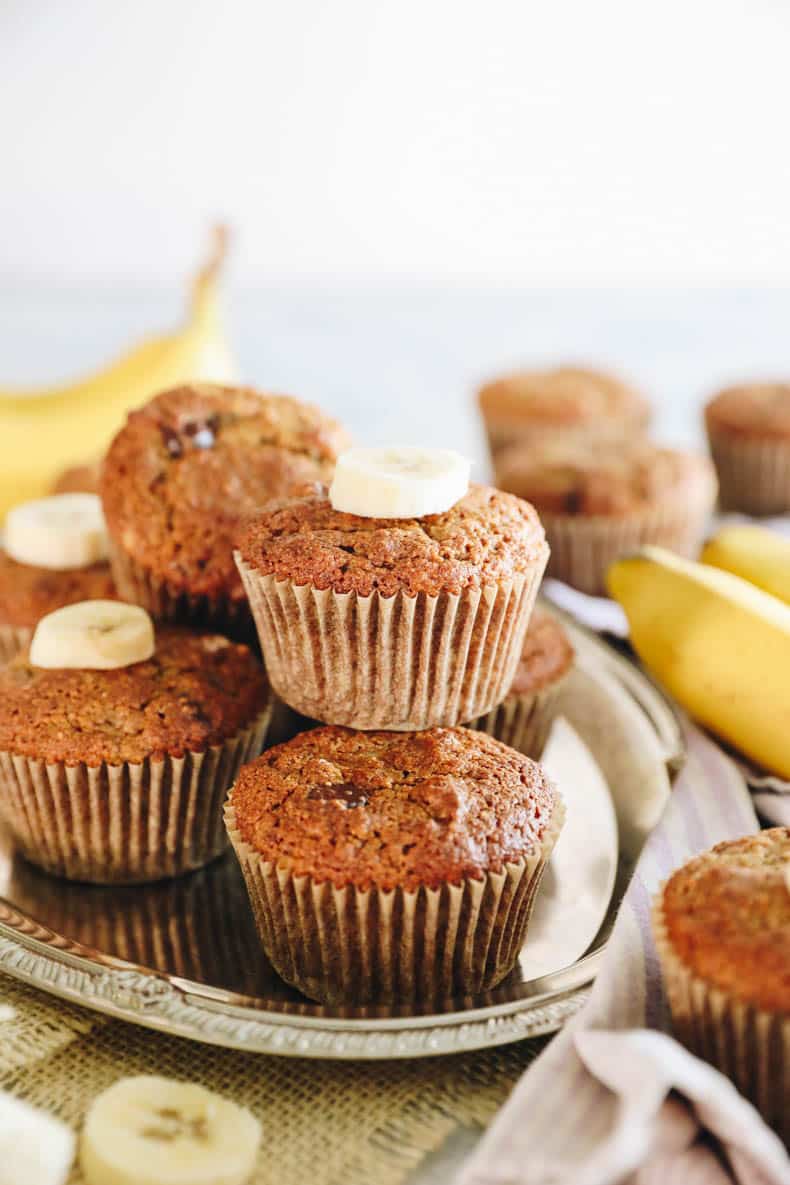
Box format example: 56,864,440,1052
509,608,574,696
478,366,650,428
705,385,790,440
0,628,270,766
662,829,790,1014
231,726,560,891
101,384,349,600
0,550,117,628
236,483,547,597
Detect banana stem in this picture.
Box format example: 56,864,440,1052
190,224,230,324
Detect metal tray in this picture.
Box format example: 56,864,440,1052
0,622,683,1059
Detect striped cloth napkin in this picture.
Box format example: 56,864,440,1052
457,723,790,1185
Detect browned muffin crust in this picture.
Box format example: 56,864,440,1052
231,726,560,891
50,462,102,495
662,829,790,1015
496,440,715,517
509,607,574,696
478,365,650,430
705,384,790,441
236,483,547,597
101,384,349,602
0,550,117,629
0,628,270,766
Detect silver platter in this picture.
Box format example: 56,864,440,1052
0,621,683,1059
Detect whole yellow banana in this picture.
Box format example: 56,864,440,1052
608,545,790,778
702,524,790,605
0,227,237,517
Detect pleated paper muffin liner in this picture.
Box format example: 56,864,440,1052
107,540,256,645
0,710,272,885
653,894,790,1144
540,481,716,596
464,673,569,760
706,428,790,516
0,623,32,664
235,555,546,730
225,797,565,1006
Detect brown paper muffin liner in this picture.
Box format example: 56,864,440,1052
465,673,569,760
0,623,32,665
0,710,272,885
226,797,565,1006
706,428,790,516
653,894,790,1144
108,540,256,645
235,555,546,730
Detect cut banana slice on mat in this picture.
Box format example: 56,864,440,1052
30,601,155,670
329,446,471,518
80,1076,261,1185
4,493,109,569
0,1089,75,1185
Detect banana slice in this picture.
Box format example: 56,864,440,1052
5,493,109,569
30,601,155,670
0,1089,75,1184
80,1075,261,1185
329,446,471,518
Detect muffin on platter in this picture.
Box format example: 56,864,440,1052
0,493,116,662
705,383,790,515
478,364,651,460
101,383,349,640
235,446,549,730
226,725,565,1005
654,829,790,1144
496,438,717,595
0,601,272,883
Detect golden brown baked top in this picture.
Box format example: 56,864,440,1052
236,483,547,597
705,384,790,441
0,628,270,766
230,726,561,891
496,439,716,517
509,607,574,697
50,463,101,495
101,384,349,602
661,829,790,1014
0,550,117,629
478,365,650,429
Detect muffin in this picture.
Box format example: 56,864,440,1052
478,365,651,460
225,725,564,1005
705,383,790,514
654,830,790,1144
465,606,573,757
51,462,101,495
235,482,549,730
496,439,717,595
101,383,349,640
0,613,273,883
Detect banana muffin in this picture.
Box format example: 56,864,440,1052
478,365,651,460
654,829,790,1143
496,439,717,594
705,383,790,514
50,462,101,495
226,725,564,1004
466,606,574,757
0,623,273,882
235,482,549,729
101,383,349,639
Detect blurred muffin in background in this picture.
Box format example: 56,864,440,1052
705,383,790,514
497,437,717,595
477,365,651,463
50,461,102,495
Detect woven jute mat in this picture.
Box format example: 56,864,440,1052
0,973,547,1185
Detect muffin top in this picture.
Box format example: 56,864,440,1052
230,726,561,891
0,628,270,766
101,384,349,601
705,384,790,440
661,829,790,1014
496,439,716,517
478,365,650,429
0,550,117,629
509,607,574,697
236,483,547,597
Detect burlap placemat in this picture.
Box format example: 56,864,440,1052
0,973,546,1185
